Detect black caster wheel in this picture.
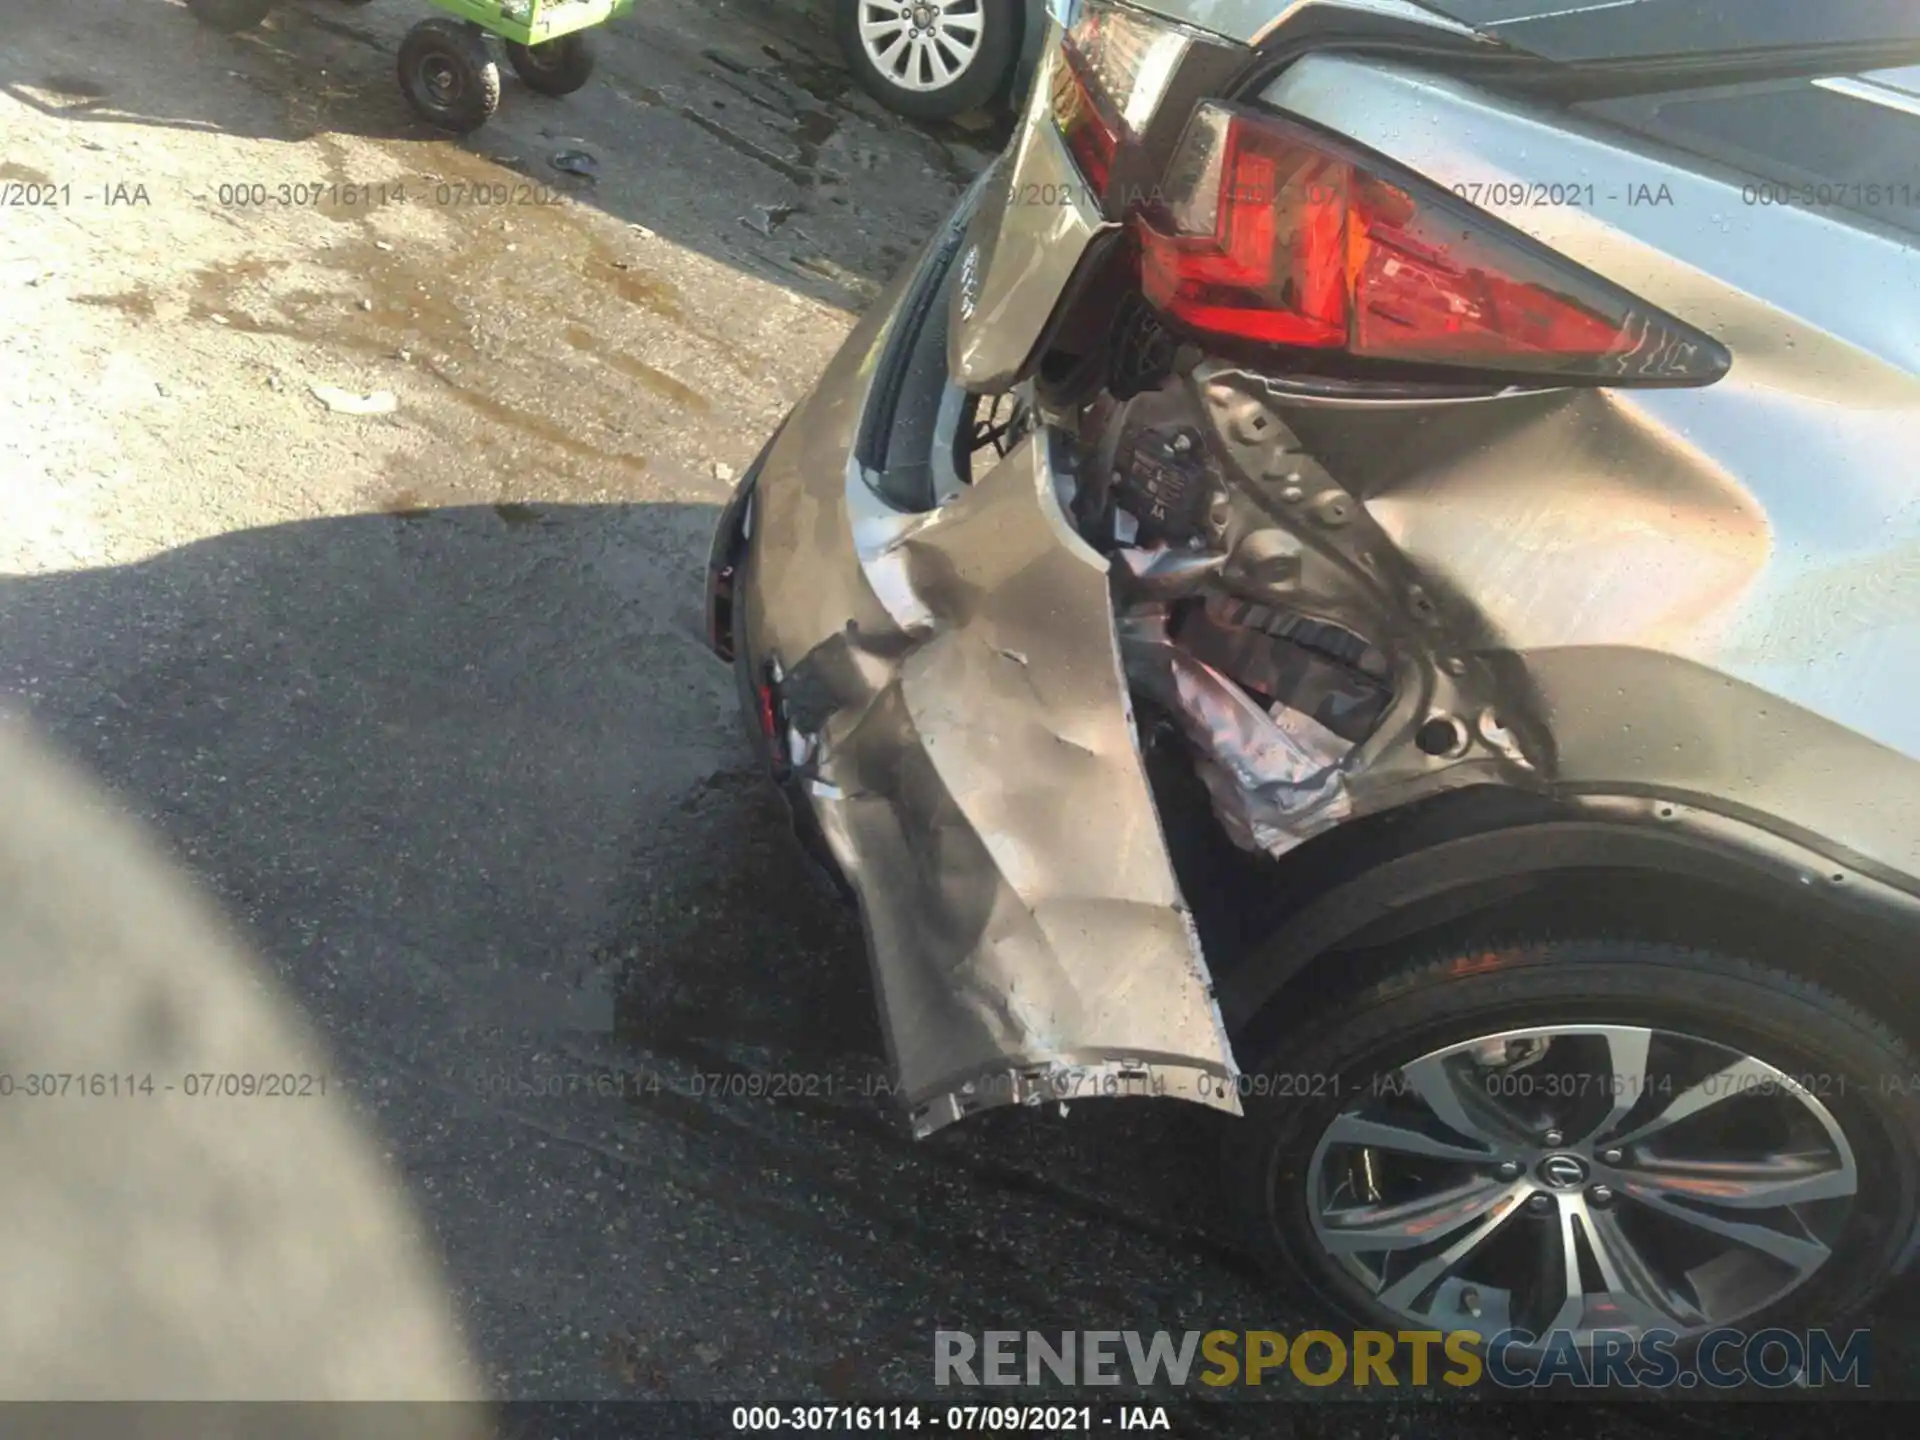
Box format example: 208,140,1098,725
504,32,596,97
398,18,501,134
185,0,275,30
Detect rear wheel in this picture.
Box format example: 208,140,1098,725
1223,937,1920,1359
505,33,597,97
397,19,501,134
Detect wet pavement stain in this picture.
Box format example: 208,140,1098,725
758,44,857,109
422,360,651,479
614,62,832,193
493,502,543,527
610,770,867,1061
670,103,813,188
561,325,711,414
181,173,714,493
698,46,845,185
793,106,838,156
72,287,159,320
581,247,685,323
228,19,390,138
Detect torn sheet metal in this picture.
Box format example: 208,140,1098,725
1089,361,1560,862
772,432,1241,1136
1119,602,1354,857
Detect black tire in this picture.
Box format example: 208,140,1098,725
834,0,1017,122
185,0,275,31
1223,937,1920,1357
504,33,597,97
397,18,501,134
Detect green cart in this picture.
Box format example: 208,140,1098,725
187,0,634,133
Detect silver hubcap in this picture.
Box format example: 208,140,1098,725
858,0,984,93
1304,1024,1860,1345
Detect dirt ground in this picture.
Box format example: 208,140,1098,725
0,0,1904,1429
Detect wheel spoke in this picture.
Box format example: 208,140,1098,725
1617,1154,1857,1210
860,16,908,41
1376,1182,1530,1310
1321,1176,1518,1255
1321,1111,1498,1163
874,30,911,74
1582,1025,1653,1144
941,13,983,36
1543,1194,1700,1335
1623,1184,1833,1275
1584,1201,1708,1328
934,31,975,69
1401,1052,1525,1150
1611,1055,1781,1146
921,35,954,84
1542,1193,1585,1334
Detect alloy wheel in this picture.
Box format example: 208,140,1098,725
857,0,985,92
1304,1024,1860,1345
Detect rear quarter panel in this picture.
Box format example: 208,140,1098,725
1255,54,1920,884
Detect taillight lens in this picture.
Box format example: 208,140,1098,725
1052,0,1191,195
1136,103,1729,383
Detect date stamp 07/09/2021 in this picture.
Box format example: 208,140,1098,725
11,1063,1920,1105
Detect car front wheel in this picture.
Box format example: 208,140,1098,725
1224,937,1920,1360
835,0,1017,121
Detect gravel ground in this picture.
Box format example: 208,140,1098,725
0,1,1904,1430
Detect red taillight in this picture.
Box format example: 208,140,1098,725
756,680,778,741
1050,0,1193,202
1136,104,1728,383
1053,44,1117,191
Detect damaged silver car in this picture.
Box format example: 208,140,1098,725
709,0,1920,1352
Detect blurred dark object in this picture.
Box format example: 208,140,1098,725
0,723,486,1422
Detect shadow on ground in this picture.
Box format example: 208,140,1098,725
0,503,1278,1407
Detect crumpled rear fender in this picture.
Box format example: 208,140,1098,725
744,426,1241,1136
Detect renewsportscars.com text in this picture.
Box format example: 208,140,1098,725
934,1328,1871,1390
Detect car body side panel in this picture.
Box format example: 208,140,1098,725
948,33,1117,393
740,239,1239,1136
1128,0,1920,54
1121,0,1475,48
1435,0,1920,63
1235,55,1920,883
